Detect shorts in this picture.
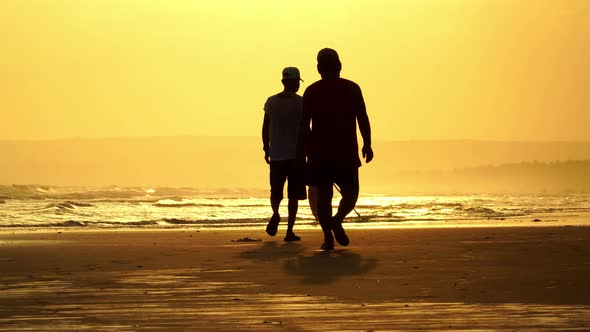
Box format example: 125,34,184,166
270,160,307,200
305,166,359,197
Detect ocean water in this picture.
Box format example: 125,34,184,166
0,185,589,229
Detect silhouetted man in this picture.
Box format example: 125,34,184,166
299,48,373,250
262,67,306,241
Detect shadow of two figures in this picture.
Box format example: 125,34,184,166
239,241,378,284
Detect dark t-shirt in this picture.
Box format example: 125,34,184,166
302,78,365,169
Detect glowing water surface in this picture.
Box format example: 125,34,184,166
0,185,589,229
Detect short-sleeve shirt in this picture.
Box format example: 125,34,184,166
264,92,303,161
302,78,364,169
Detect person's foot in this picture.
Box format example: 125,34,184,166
265,214,280,236
284,232,301,242
331,221,349,246
320,240,334,250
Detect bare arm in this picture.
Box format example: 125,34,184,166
356,86,373,163
262,113,270,164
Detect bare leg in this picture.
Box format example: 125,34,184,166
271,197,281,219
266,196,282,236
333,190,358,223
287,198,298,234
333,171,359,224
316,183,334,246
267,163,286,237
308,186,318,221
330,171,358,246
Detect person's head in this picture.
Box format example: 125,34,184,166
317,48,341,78
281,67,303,93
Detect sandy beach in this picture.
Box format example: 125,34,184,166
1,226,589,331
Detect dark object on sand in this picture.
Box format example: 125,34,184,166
532,218,542,222
232,237,262,242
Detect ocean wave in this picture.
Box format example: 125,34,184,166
97,220,160,227
52,220,161,227
341,215,405,223
161,218,266,225
42,201,95,211
88,198,161,204
0,185,150,200
523,207,590,214
153,202,199,208
67,201,94,207
0,185,267,200
2,191,590,229
395,202,464,210
52,220,87,227
153,203,226,208
153,202,225,208
0,218,270,228
0,219,161,228
153,198,224,208
464,207,498,215
162,218,201,225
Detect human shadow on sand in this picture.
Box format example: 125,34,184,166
238,241,305,262
283,250,378,284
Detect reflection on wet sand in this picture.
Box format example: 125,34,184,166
1,268,589,331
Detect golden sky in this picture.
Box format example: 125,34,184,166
2,0,589,141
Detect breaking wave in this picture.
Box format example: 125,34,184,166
0,185,266,200
41,201,95,212
153,199,224,208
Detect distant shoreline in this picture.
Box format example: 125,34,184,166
1,219,589,234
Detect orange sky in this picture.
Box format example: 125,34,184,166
2,0,589,141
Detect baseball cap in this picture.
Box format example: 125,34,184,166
282,67,303,82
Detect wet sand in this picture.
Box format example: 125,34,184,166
1,226,589,331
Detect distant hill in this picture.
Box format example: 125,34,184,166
371,140,590,171
1,137,589,194
371,160,590,195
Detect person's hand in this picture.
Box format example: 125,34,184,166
264,148,270,164
362,145,374,163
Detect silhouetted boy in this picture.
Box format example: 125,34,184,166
262,67,306,241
